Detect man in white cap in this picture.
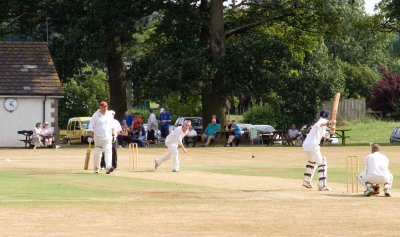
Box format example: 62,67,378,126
159,108,171,139
88,101,115,174
155,120,191,172
100,110,122,170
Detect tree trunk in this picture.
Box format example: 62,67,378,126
106,34,127,122
202,0,226,126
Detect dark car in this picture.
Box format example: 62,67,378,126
390,126,400,143
174,117,203,135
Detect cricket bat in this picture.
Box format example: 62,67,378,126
84,140,92,170
330,93,340,134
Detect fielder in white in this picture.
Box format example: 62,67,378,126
356,144,393,197
155,120,191,172
302,109,335,191
88,101,116,174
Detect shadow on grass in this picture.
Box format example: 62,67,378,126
324,193,382,198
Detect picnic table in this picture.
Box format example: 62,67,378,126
271,129,295,146
334,129,351,145
18,130,33,149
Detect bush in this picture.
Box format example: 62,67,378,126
368,68,400,119
58,66,109,128
129,108,150,122
242,105,290,128
163,93,202,121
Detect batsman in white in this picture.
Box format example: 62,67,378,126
302,109,335,191
155,120,191,172
88,101,116,174
356,144,393,197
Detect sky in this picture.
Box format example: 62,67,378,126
364,0,381,14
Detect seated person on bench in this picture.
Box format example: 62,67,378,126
201,118,221,146
131,121,146,147
183,126,198,147
30,122,44,149
41,122,54,148
288,123,300,141
225,120,241,147
356,143,393,197
118,120,131,147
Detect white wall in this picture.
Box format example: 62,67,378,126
0,96,56,147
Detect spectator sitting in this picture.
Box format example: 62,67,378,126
288,123,300,139
201,118,221,146
225,120,242,147
211,114,220,124
30,122,44,149
41,121,54,148
131,121,146,147
183,126,198,147
118,120,131,147
132,112,144,131
123,111,133,131
298,124,311,146
224,120,233,139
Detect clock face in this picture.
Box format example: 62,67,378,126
4,98,18,112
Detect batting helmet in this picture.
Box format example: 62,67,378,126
320,109,330,118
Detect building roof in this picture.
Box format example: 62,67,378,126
0,41,64,97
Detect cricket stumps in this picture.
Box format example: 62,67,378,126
129,143,138,171
346,155,359,194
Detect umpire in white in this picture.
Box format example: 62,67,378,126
357,144,393,196
88,101,116,174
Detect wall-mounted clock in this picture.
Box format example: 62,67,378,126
4,97,18,112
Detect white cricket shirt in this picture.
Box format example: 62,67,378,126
88,110,113,137
365,152,392,180
165,126,188,146
302,117,328,151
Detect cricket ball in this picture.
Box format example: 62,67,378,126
251,155,255,158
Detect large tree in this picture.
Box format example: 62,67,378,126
0,0,163,121
48,0,163,120
131,0,348,125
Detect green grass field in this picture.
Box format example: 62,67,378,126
6,118,400,235
1,146,400,235
339,119,399,145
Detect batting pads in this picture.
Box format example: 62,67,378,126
303,153,328,189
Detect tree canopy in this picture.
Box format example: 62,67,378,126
2,0,400,126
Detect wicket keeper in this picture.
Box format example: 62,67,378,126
356,144,393,197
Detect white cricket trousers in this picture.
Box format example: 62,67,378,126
156,142,180,171
93,135,112,170
356,171,393,190
304,148,328,188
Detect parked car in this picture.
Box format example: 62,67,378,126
390,126,400,143
174,117,203,136
65,117,91,145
